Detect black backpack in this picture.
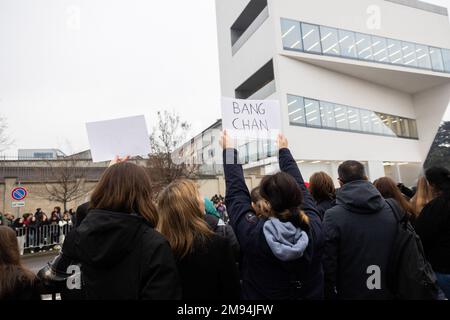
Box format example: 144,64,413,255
385,199,441,300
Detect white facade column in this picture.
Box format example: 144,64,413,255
367,161,385,182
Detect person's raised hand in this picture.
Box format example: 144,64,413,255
109,155,130,167
220,130,234,150
277,134,288,149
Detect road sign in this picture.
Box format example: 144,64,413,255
11,187,28,201
12,201,25,208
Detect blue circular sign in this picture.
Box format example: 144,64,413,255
11,187,27,201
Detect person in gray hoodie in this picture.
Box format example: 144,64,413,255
323,160,397,300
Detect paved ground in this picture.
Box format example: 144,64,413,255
21,251,59,274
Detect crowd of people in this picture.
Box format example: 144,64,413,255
0,133,449,301
0,207,75,254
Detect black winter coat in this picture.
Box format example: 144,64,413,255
323,180,397,300
316,199,336,220
63,209,181,300
204,214,240,260
223,148,324,300
176,234,241,300
414,195,450,274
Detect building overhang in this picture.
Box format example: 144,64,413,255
280,51,450,94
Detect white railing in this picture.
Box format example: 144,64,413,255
15,224,74,255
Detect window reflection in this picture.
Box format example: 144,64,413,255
288,94,305,125
371,36,388,63
281,19,302,51
347,107,361,131
320,101,336,128
334,105,349,130
429,48,444,72
415,44,431,69
301,23,321,53
441,49,450,72
387,39,403,64
338,30,357,58
320,26,340,56
402,42,417,67
287,94,418,139
304,99,321,126
355,33,373,60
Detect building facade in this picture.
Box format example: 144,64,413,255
215,0,450,186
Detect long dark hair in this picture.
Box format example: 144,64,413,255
374,177,414,215
0,226,36,299
259,172,309,231
90,162,158,227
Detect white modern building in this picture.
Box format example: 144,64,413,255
214,0,450,186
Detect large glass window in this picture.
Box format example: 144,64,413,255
338,30,357,58
371,113,385,135
355,33,373,60
398,118,410,138
334,104,349,130
280,18,450,74
287,94,418,139
415,44,431,69
429,48,444,72
319,101,336,128
304,99,321,127
347,107,362,131
408,119,418,139
371,36,389,63
442,49,450,72
402,42,417,67
387,39,403,64
288,95,305,125
301,23,321,53
360,109,373,132
281,19,302,51
320,26,340,56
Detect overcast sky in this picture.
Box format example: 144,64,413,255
0,0,449,155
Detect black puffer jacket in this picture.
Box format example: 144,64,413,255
63,209,181,300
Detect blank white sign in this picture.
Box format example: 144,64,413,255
86,115,151,163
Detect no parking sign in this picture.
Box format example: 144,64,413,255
11,187,28,201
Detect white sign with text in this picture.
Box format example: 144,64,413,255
221,98,281,139
86,115,151,163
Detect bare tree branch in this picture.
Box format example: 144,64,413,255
0,115,13,152
147,110,197,198
40,159,92,211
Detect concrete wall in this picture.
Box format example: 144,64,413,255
0,175,264,219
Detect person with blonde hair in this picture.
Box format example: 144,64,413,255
157,179,240,300
410,176,434,217
374,177,414,218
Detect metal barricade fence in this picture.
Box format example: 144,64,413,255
15,224,74,255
